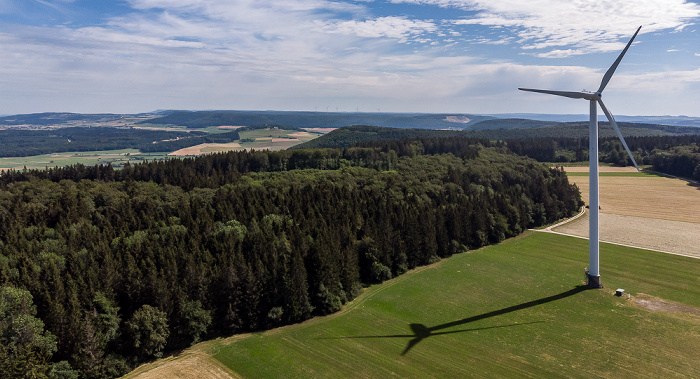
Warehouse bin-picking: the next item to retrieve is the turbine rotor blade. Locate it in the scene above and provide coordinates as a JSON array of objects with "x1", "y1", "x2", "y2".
[
  {"x1": 598, "y1": 99, "x2": 640, "y2": 171},
  {"x1": 518, "y1": 88, "x2": 590, "y2": 99},
  {"x1": 597, "y1": 26, "x2": 642, "y2": 93}
]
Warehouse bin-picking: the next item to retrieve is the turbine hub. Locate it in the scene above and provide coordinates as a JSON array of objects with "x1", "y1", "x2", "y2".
[{"x1": 584, "y1": 91, "x2": 601, "y2": 101}]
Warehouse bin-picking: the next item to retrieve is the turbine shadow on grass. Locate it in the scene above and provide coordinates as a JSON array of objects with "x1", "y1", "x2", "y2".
[{"x1": 324, "y1": 285, "x2": 589, "y2": 355}]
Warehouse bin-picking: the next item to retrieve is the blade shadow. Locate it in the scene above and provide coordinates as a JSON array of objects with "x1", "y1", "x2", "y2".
[{"x1": 321, "y1": 285, "x2": 588, "y2": 355}]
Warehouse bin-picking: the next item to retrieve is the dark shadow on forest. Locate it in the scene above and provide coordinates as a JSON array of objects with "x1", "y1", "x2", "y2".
[{"x1": 322, "y1": 285, "x2": 589, "y2": 355}]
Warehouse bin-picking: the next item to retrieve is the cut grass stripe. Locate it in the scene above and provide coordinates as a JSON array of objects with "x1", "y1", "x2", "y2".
[{"x1": 213, "y1": 232, "x2": 700, "y2": 378}]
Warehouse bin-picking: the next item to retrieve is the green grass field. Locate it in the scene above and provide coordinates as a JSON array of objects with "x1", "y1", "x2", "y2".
[
  {"x1": 211, "y1": 232, "x2": 700, "y2": 378},
  {"x1": 0, "y1": 149, "x2": 171, "y2": 170}
]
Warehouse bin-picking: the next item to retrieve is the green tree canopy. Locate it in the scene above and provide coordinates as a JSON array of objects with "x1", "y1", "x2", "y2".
[{"x1": 125, "y1": 305, "x2": 169, "y2": 359}]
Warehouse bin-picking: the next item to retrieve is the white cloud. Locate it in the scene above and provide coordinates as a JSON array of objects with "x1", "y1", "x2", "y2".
[
  {"x1": 392, "y1": 0, "x2": 700, "y2": 55},
  {"x1": 320, "y1": 16, "x2": 436, "y2": 41},
  {"x1": 0, "y1": 0, "x2": 699, "y2": 115}
]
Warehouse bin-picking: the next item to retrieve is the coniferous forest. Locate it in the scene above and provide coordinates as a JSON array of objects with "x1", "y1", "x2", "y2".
[{"x1": 0, "y1": 137, "x2": 582, "y2": 378}]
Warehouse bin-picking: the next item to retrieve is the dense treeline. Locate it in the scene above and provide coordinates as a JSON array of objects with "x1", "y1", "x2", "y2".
[
  {"x1": 299, "y1": 124, "x2": 700, "y2": 151},
  {"x1": 0, "y1": 139, "x2": 582, "y2": 377},
  {"x1": 1, "y1": 137, "x2": 492, "y2": 189},
  {"x1": 648, "y1": 143, "x2": 700, "y2": 180},
  {"x1": 0, "y1": 127, "x2": 203, "y2": 157},
  {"x1": 505, "y1": 134, "x2": 700, "y2": 175},
  {"x1": 293, "y1": 125, "x2": 466, "y2": 149}
]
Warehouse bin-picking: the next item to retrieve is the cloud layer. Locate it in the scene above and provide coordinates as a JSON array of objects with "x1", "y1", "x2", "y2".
[{"x1": 0, "y1": 0, "x2": 699, "y2": 115}]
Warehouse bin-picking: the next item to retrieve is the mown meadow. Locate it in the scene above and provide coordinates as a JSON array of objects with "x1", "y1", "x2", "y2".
[{"x1": 210, "y1": 232, "x2": 700, "y2": 378}]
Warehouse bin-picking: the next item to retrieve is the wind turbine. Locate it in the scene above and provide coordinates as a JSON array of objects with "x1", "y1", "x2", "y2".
[{"x1": 519, "y1": 26, "x2": 641, "y2": 288}]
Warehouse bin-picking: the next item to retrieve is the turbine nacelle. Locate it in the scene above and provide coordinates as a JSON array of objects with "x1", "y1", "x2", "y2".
[
  {"x1": 517, "y1": 25, "x2": 642, "y2": 172},
  {"x1": 518, "y1": 26, "x2": 642, "y2": 287}
]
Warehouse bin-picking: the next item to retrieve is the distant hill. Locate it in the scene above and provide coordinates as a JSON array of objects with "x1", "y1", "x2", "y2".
[
  {"x1": 3, "y1": 110, "x2": 699, "y2": 131},
  {"x1": 466, "y1": 118, "x2": 562, "y2": 130},
  {"x1": 0, "y1": 127, "x2": 204, "y2": 157},
  {"x1": 465, "y1": 121, "x2": 700, "y2": 139},
  {"x1": 487, "y1": 113, "x2": 700, "y2": 128},
  {"x1": 138, "y1": 110, "x2": 494, "y2": 129},
  {"x1": 0, "y1": 112, "x2": 124, "y2": 126},
  {"x1": 292, "y1": 125, "x2": 465, "y2": 149},
  {"x1": 300, "y1": 121, "x2": 700, "y2": 149}
]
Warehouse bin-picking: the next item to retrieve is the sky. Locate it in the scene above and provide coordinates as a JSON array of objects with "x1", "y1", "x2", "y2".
[{"x1": 1, "y1": 0, "x2": 700, "y2": 116}]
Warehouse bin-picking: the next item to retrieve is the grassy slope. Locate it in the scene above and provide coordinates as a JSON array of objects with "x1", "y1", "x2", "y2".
[{"x1": 212, "y1": 232, "x2": 700, "y2": 378}]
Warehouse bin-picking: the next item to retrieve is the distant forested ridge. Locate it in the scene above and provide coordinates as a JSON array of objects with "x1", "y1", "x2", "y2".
[
  {"x1": 138, "y1": 110, "x2": 493, "y2": 129},
  {"x1": 300, "y1": 123, "x2": 700, "y2": 151},
  {"x1": 0, "y1": 137, "x2": 581, "y2": 377},
  {"x1": 293, "y1": 125, "x2": 466, "y2": 149},
  {"x1": 467, "y1": 119, "x2": 700, "y2": 137},
  {"x1": 138, "y1": 130, "x2": 240, "y2": 152},
  {"x1": 0, "y1": 112, "x2": 124, "y2": 126},
  {"x1": 502, "y1": 135, "x2": 700, "y2": 180},
  {"x1": 0, "y1": 127, "x2": 206, "y2": 157},
  {"x1": 300, "y1": 125, "x2": 700, "y2": 181}
]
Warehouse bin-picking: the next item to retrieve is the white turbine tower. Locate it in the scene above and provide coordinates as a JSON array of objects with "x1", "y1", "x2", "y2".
[{"x1": 519, "y1": 26, "x2": 641, "y2": 288}]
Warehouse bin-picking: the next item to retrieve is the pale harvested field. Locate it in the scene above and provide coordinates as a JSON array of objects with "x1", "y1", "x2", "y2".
[
  {"x1": 169, "y1": 143, "x2": 242, "y2": 156},
  {"x1": 217, "y1": 125, "x2": 245, "y2": 130},
  {"x1": 563, "y1": 166, "x2": 639, "y2": 173},
  {"x1": 553, "y1": 212, "x2": 700, "y2": 258},
  {"x1": 553, "y1": 167, "x2": 700, "y2": 258},
  {"x1": 125, "y1": 349, "x2": 240, "y2": 379},
  {"x1": 288, "y1": 131, "x2": 311, "y2": 137},
  {"x1": 303, "y1": 127, "x2": 337, "y2": 133},
  {"x1": 565, "y1": 168, "x2": 700, "y2": 223},
  {"x1": 133, "y1": 126, "x2": 187, "y2": 132}
]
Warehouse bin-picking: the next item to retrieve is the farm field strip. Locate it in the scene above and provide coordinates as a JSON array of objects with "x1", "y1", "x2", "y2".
[
  {"x1": 168, "y1": 128, "x2": 322, "y2": 156},
  {"x1": 168, "y1": 143, "x2": 243, "y2": 156},
  {"x1": 563, "y1": 167, "x2": 700, "y2": 224},
  {"x1": 552, "y1": 166, "x2": 700, "y2": 258},
  {"x1": 0, "y1": 149, "x2": 169, "y2": 170},
  {"x1": 550, "y1": 211, "x2": 700, "y2": 258}
]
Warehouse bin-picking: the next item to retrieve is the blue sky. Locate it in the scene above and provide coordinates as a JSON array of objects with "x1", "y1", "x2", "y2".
[{"x1": 1, "y1": 0, "x2": 700, "y2": 116}]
